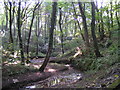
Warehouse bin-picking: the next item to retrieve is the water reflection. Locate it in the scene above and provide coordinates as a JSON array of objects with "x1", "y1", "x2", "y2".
[{"x1": 25, "y1": 73, "x2": 82, "y2": 88}]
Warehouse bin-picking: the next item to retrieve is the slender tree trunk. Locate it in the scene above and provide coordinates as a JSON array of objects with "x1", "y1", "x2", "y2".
[
  {"x1": 101, "y1": 11, "x2": 105, "y2": 40},
  {"x1": 110, "y1": 2, "x2": 113, "y2": 28},
  {"x1": 35, "y1": 16, "x2": 39, "y2": 56},
  {"x1": 72, "y1": 2, "x2": 85, "y2": 41},
  {"x1": 91, "y1": 2, "x2": 102, "y2": 57},
  {"x1": 59, "y1": 8, "x2": 64, "y2": 54},
  {"x1": 115, "y1": 2, "x2": 120, "y2": 30},
  {"x1": 26, "y1": 3, "x2": 40, "y2": 59},
  {"x1": 8, "y1": 2, "x2": 14, "y2": 56},
  {"x1": 74, "y1": 22, "x2": 77, "y2": 37},
  {"x1": 9, "y1": 2, "x2": 13, "y2": 44},
  {"x1": 35, "y1": 6, "x2": 40, "y2": 56},
  {"x1": 100, "y1": 6, "x2": 105, "y2": 40},
  {"x1": 35, "y1": 15, "x2": 41, "y2": 56},
  {"x1": 1, "y1": 21, "x2": 3, "y2": 31},
  {"x1": 108, "y1": 2, "x2": 113, "y2": 39},
  {"x1": 94, "y1": 2, "x2": 102, "y2": 40},
  {"x1": 45, "y1": 15, "x2": 50, "y2": 43},
  {"x1": 44, "y1": 11, "x2": 47, "y2": 44},
  {"x1": 64, "y1": 15, "x2": 68, "y2": 37},
  {"x1": 39, "y1": 2, "x2": 57, "y2": 72},
  {"x1": 78, "y1": 1, "x2": 90, "y2": 48},
  {"x1": 106, "y1": 9, "x2": 111, "y2": 38},
  {"x1": 17, "y1": 1, "x2": 25, "y2": 65},
  {"x1": 4, "y1": 2, "x2": 8, "y2": 31}
]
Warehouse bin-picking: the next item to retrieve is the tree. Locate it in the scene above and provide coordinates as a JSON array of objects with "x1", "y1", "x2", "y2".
[
  {"x1": 35, "y1": 10, "x2": 42, "y2": 56},
  {"x1": 110, "y1": 2, "x2": 113, "y2": 29},
  {"x1": 106, "y1": 9, "x2": 111, "y2": 38},
  {"x1": 26, "y1": 3, "x2": 41, "y2": 61},
  {"x1": 39, "y1": 2, "x2": 57, "y2": 72},
  {"x1": 100, "y1": 2, "x2": 105, "y2": 40},
  {"x1": 4, "y1": 2, "x2": 8, "y2": 32},
  {"x1": 17, "y1": 1, "x2": 25, "y2": 65},
  {"x1": 94, "y1": 1, "x2": 103, "y2": 40},
  {"x1": 115, "y1": 2, "x2": 120, "y2": 30},
  {"x1": 91, "y1": 2, "x2": 102, "y2": 57},
  {"x1": 59, "y1": 8, "x2": 64, "y2": 54},
  {"x1": 72, "y1": 2, "x2": 85, "y2": 41},
  {"x1": 8, "y1": 2, "x2": 14, "y2": 54},
  {"x1": 78, "y1": 1, "x2": 90, "y2": 48}
]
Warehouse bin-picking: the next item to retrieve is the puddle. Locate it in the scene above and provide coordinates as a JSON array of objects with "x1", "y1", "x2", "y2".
[
  {"x1": 25, "y1": 73, "x2": 82, "y2": 88},
  {"x1": 30, "y1": 59, "x2": 44, "y2": 63}
]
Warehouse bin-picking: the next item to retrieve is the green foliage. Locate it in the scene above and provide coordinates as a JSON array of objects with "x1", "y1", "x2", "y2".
[
  {"x1": 61, "y1": 48, "x2": 75, "y2": 58},
  {"x1": 29, "y1": 52, "x2": 46, "y2": 57},
  {"x1": 72, "y1": 52, "x2": 118, "y2": 71},
  {"x1": 2, "y1": 64, "x2": 38, "y2": 76},
  {"x1": 51, "y1": 52, "x2": 59, "y2": 57},
  {"x1": 72, "y1": 38, "x2": 118, "y2": 71},
  {"x1": 108, "y1": 78, "x2": 120, "y2": 88},
  {"x1": 63, "y1": 38, "x2": 84, "y2": 51}
]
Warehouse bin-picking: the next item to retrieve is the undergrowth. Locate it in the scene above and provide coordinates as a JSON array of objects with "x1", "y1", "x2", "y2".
[{"x1": 64, "y1": 31, "x2": 119, "y2": 72}]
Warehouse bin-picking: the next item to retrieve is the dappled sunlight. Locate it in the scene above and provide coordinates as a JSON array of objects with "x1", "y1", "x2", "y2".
[
  {"x1": 32, "y1": 65, "x2": 40, "y2": 69},
  {"x1": 25, "y1": 62, "x2": 41, "y2": 69},
  {"x1": 4, "y1": 61, "x2": 21, "y2": 66},
  {"x1": 36, "y1": 72, "x2": 42, "y2": 75},
  {"x1": 73, "y1": 47, "x2": 83, "y2": 58},
  {"x1": 65, "y1": 64, "x2": 70, "y2": 67},
  {"x1": 26, "y1": 85, "x2": 36, "y2": 89},
  {"x1": 25, "y1": 71, "x2": 82, "y2": 88},
  {"x1": 1, "y1": 0, "x2": 119, "y2": 89},
  {"x1": 47, "y1": 68, "x2": 56, "y2": 72},
  {"x1": 10, "y1": 61, "x2": 21, "y2": 65}
]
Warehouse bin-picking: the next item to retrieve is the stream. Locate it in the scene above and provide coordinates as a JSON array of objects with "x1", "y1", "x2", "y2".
[
  {"x1": 23, "y1": 59, "x2": 83, "y2": 89},
  {"x1": 17, "y1": 58, "x2": 120, "y2": 89},
  {"x1": 25, "y1": 71, "x2": 82, "y2": 88}
]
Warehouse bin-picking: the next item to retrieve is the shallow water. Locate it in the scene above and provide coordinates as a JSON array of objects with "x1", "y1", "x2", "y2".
[{"x1": 25, "y1": 69, "x2": 82, "y2": 88}]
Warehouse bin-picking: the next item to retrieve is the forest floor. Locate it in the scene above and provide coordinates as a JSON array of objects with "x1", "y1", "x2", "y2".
[{"x1": 2, "y1": 57, "x2": 120, "y2": 89}]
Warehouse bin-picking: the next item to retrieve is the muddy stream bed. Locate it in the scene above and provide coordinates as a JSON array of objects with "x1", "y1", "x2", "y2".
[
  {"x1": 24, "y1": 67, "x2": 82, "y2": 89},
  {"x1": 21, "y1": 58, "x2": 120, "y2": 89},
  {"x1": 21, "y1": 59, "x2": 83, "y2": 89},
  {"x1": 25, "y1": 59, "x2": 120, "y2": 89},
  {"x1": 3, "y1": 58, "x2": 120, "y2": 89}
]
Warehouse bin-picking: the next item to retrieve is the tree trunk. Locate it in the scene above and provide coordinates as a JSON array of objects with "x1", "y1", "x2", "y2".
[
  {"x1": 35, "y1": 6, "x2": 41, "y2": 56},
  {"x1": 72, "y1": 2, "x2": 85, "y2": 41},
  {"x1": 59, "y1": 8, "x2": 64, "y2": 54},
  {"x1": 2, "y1": 20, "x2": 4, "y2": 31},
  {"x1": 44, "y1": 11, "x2": 47, "y2": 45},
  {"x1": 106, "y1": 9, "x2": 111, "y2": 38},
  {"x1": 17, "y1": 1, "x2": 25, "y2": 65},
  {"x1": 39, "y1": 2, "x2": 57, "y2": 72},
  {"x1": 9, "y1": 2, "x2": 14, "y2": 46},
  {"x1": 94, "y1": 2, "x2": 102, "y2": 40},
  {"x1": 100, "y1": 6, "x2": 105, "y2": 40},
  {"x1": 115, "y1": 2, "x2": 120, "y2": 30},
  {"x1": 26, "y1": 3, "x2": 40, "y2": 60},
  {"x1": 108, "y1": 2, "x2": 113, "y2": 39},
  {"x1": 64, "y1": 15, "x2": 68, "y2": 37},
  {"x1": 91, "y1": 2, "x2": 102, "y2": 57},
  {"x1": 35, "y1": 16, "x2": 39, "y2": 56},
  {"x1": 74, "y1": 22, "x2": 77, "y2": 37},
  {"x1": 110, "y1": 2, "x2": 113, "y2": 28},
  {"x1": 4, "y1": 2, "x2": 8, "y2": 31},
  {"x1": 78, "y1": 1, "x2": 90, "y2": 48}
]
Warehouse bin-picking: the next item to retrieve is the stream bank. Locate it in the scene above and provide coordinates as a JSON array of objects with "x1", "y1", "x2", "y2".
[{"x1": 2, "y1": 58, "x2": 120, "y2": 89}]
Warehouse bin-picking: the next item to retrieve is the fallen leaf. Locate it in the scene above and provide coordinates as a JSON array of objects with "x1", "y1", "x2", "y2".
[{"x1": 114, "y1": 75, "x2": 119, "y2": 78}]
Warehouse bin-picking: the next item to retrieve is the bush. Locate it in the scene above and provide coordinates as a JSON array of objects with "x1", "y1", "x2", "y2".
[{"x1": 71, "y1": 52, "x2": 118, "y2": 71}]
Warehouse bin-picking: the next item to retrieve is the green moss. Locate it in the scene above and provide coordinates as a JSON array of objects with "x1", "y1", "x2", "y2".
[
  {"x1": 108, "y1": 78, "x2": 120, "y2": 89},
  {"x1": 2, "y1": 64, "x2": 38, "y2": 76}
]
